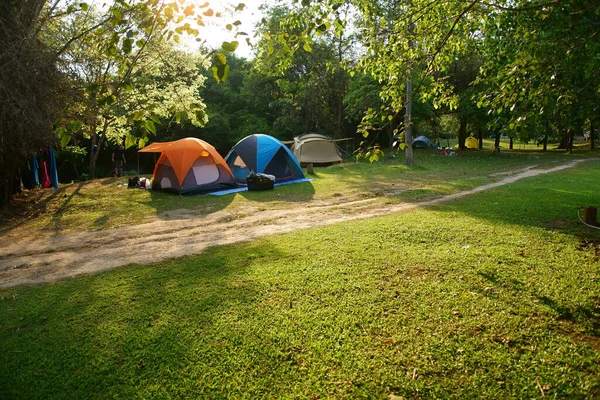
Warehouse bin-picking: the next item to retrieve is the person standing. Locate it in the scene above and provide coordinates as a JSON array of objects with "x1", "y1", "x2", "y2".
[{"x1": 112, "y1": 145, "x2": 126, "y2": 177}]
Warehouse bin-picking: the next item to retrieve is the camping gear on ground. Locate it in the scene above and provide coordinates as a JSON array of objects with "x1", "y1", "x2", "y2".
[
  {"x1": 247, "y1": 172, "x2": 275, "y2": 191},
  {"x1": 138, "y1": 137, "x2": 236, "y2": 194},
  {"x1": 225, "y1": 134, "x2": 305, "y2": 183},
  {"x1": 465, "y1": 136, "x2": 479, "y2": 149},
  {"x1": 290, "y1": 133, "x2": 342, "y2": 166},
  {"x1": 411, "y1": 136, "x2": 434, "y2": 149},
  {"x1": 128, "y1": 177, "x2": 151, "y2": 189},
  {"x1": 128, "y1": 176, "x2": 140, "y2": 188}
]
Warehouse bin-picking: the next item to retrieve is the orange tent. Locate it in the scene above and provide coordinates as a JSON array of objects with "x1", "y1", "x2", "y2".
[{"x1": 139, "y1": 138, "x2": 236, "y2": 194}]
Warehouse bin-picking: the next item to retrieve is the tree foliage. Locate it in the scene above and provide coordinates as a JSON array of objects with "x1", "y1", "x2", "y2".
[
  {"x1": 271, "y1": 0, "x2": 599, "y2": 159},
  {"x1": 0, "y1": 0, "x2": 69, "y2": 204}
]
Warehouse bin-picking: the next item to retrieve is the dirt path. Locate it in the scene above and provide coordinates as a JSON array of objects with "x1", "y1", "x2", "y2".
[{"x1": 0, "y1": 160, "x2": 587, "y2": 289}]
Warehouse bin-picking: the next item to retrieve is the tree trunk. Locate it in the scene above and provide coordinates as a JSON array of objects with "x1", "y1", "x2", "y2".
[
  {"x1": 404, "y1": 12, "x2": 414, "y2": 167},
  {"x1": 591, "y1": 120, "x2": 595, "y2": 150},
  {"x1": 478, "y1": 128, "x2": 483, "y2": 150},
  {"x1": 543, "y1": 135, "x2": 548, "y2": 151},
  {"x1": 494, "y1": 131, "x2": 501, "y2": 152},
  {"x1": 458, "y1": 117, "x2": 467, "y2": 149},
  {"x1": 89, "y1": 119, "x2": 109, "y2": 179},
  {"x1": 557, "y1": 126, "x2": 568, "y2": 149},
  {"x1": 509, "y1": 136, "x2": 514, "y2": 150},
  {"x1": 567, "y1": 128, "x2": 575, "y2": 154}
]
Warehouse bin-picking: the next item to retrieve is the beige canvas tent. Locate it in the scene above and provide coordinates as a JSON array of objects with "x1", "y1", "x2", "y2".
[{"x1": 291, "y1": 133, "x2": 342, "y2": 166}]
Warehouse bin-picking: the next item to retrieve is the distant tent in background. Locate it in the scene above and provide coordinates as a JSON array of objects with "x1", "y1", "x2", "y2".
[
  {"x1": 225, "y1": 134, "x2": 304, "y2": 183},
  {"x1": 291, "y1": 133, "x2": 342, "y2": 166},
  {"x1": 465, "y1": 136, "x2": 479, "y2": 149},
  {"x1": 139, "y1": 137, "x2": 236, "y2": 194},
  {"x1": 411, "y1": 136, "x2": 434, "y2": 149}
]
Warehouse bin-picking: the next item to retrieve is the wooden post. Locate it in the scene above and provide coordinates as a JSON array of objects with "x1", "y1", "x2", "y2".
[{"x1": 584, "y1": 206, "x2": 597, "y2": 226}]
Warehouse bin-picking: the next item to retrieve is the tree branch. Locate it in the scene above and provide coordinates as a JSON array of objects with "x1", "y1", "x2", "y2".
[{"x1": 480, "y1": 0, "x2": 562, "y2": 12}]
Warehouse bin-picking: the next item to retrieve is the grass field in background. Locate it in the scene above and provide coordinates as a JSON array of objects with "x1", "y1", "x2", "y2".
[
  {"x1": 1, "y1": 146, "x2": 594, "y2": 234},
  {"x1": 1, "y1": 160, "x2": 599, "y2": 398}
]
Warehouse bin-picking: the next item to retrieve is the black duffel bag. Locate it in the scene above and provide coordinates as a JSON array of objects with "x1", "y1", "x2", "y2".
[{"x1": 246, "y1": 172, "x2": 275, "y2": 191}]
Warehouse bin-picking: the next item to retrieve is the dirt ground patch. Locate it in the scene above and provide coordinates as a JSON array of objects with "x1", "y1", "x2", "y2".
[{"x1": 0, "y1": 160, "x2": 586, "y2": 289}]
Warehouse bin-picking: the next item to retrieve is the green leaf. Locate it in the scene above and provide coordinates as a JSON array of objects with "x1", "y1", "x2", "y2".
[
  {"x1": 222, "y1": 41, "x2": 238, "y2": 52},
  {"x1": 80, "y1": 3, "x2": 89, "y2": 11},
  {"x1": 57, "y1": 127, "x2": 71, "y2": 147},
  {"x1": 175, "y1": 111, "x2": 185, "y2": 124},
  {"x1": 235, "y1": 3, "x2": 245, "y2": 12},
  {"x1": 150, "y1": 114, "x2": 162, "y2": 125},
  {"x1": 303, "y1": 43, "x2": 312, "y2": 52},
  {"x1": 122, "y1": 38, "x2": 133, "y2": 54},
  {"x1": 125, "y1": 134, "x2": 136, "y2": 149},
  {"x1": 111, "y1": 8, "x2": 121, "y2": 19},
  {"x1": 145, "y1": 120, "x2": 156, "y2": 134},
  {"x1": 122, "y1": 80, "x2": 134, "y2": 91},
  {"x1": 164, "y1": 7, "x2": 174, "y2": 18},
  {"x1": 214, "y1": 53, "x2": 227, "y2": 65},
  {"x1": 211, "y1": 64, "x2": 230, "y2": 83},
  {"x1": 105, "y1": 95, "x2": 116, "y2": 106}
]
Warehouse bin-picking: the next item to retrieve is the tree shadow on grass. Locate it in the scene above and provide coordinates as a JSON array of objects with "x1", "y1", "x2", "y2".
[
  {"x1": 0, "y1": 240, "x2": 287, "y2": 398},
  {"x1": 426, "y1": 163, "x2": 600, "y2": 238},
  {"x1": 411, "y1": 163, "x2": 600, "y2": 355},
  {"x1": 47, "y1": 183, "x2": 87, "y2": 234},
  {"x1": 236, "y1": 180, "x2": 316, "y2": 203},
  {"x1": 0, "y1": 182, "x2": 94, "y2": 236},
  {"x1": 148, "y1": 189, "x2": 236, "y2": 221}
]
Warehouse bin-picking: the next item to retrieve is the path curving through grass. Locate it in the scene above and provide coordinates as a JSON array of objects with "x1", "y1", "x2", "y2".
[{"x1": 0, "y1": 159, "x2": 589, "y2": 289}]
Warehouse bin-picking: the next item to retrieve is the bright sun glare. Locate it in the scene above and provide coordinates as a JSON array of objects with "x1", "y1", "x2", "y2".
[{"x1": 184, "y1": 0, "x2": 268, "y2": 58}]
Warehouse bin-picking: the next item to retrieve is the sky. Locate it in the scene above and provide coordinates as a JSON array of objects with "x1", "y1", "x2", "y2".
[
  {"x1": 188, "y1": 0, "x2": 271, "y2": 59},
  {"x1": 85, "y1": 0, "x2": 273, "y2": 59}
]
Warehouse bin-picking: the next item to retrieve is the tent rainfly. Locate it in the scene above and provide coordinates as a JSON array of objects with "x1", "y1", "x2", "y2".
[
  {"x1": 139, "y1": 137, "x2": 236, "y2": 194},
  {"x1": 465, "y1": 136, "x2": 479, "y2": 149},
  {"x1": 291, "y1": 133, "x2": 342, "y2": 166},
  {"x1": 411, "y1": 136, "x2": 434, "y2": 149},
  {"x1": 225, "y1": 134, "x2": 305, "y2": 183}
]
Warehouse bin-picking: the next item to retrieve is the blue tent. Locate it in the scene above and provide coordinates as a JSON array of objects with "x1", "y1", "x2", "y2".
[
  {"x1": 225, "y1": 134, "x2": 304, "y2": 183},
  {"x1": 411, "y1": 136, "x2": 433, "y2": 149}
]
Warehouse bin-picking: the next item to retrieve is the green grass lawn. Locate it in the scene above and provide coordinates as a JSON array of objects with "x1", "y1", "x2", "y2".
[
  {"x1": 1, "y1": 160, "x2": 599, "y2": 398},
  {"x1": 1, "y1": 147, "x2": 592, "y2": 234}
]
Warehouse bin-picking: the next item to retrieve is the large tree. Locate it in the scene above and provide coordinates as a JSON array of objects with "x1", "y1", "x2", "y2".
[
  {"x1": 272, "y1": 0, "x2": 599, "y2": 162},
  {"x1": 0, "y1": 0, "x2": 248, "y2": 202},
  {"x1": 0, "y1": 0, "x2": 70, "y2": 204},
  {"x1": 253, "y1": 4, "x2": 356, "y2": 140}
]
